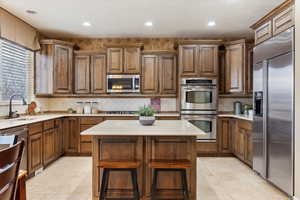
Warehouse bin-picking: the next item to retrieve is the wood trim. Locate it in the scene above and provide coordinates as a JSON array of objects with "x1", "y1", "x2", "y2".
[
  {"x1": 104, "y1": 43, "x2": 144, "y2": 48},
  {"x1": 74, "y1": 50, "x2": 106, "y2": 55},
  {"x1": 34, "y1": 94, "x2": 177, "y2": 98},
  {"x1": 142, "y1": 50, "x2": 177, "y2": 55},
  {"x1": 176, "y1": 40, "x2": 223, "y2": 46},
  {"x1": 250, "y1": 0, "x2": 294, "y2": 29},
  {"x1": 224, "y1": 39, "x2": 252, "y2": 46},
  {"x1": 40, "y1": 39, "x2": 75, "y2": 47}
]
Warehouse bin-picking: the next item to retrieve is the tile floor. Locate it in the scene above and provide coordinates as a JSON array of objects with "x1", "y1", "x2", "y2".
[{"x1": 26, "y1": 157, "x2": 289, "y2": 200}]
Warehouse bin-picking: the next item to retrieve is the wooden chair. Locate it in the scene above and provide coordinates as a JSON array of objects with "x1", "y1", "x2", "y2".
[
  {"x1": 98, "y1": 160, "x2": 141, "y2": 200},
  {"x1": 149, "y1": 159, "x2": 192, "y2": 200},
  {"x1": 0, "y1": 141, "x2": 25, "y2": 200}
]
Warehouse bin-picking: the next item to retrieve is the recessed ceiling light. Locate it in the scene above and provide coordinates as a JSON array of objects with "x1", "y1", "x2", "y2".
[
  {"x1": 82, "y1": 22, "x2": 91, "y2": 27},
  {"x1": 208, "y1": 21, "x2": 216, "y2": 27},
  {"x1": 144, "y1": 21, "x2": 153, "y2": 27},
  {"x1": 26, "y1": 10, "x2": 37, "y2": 14}
]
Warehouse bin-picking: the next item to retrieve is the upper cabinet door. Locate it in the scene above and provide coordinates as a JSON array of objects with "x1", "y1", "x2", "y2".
[
  {"x1": 124, "y1": 47, "x2": 141, "y2": 74},
  {"x1": 53, "y1": 45, "x2": 73, "y2": 94},
  {"x1": 74, "y1": 55, "x2": 90, "y2": 94},
  {"x1": 142, "y1": 55, "x2": 159, "y2": 94},
  {"x1": 91, "y1": 54, "x2": 106, "y2": 94},
  {"x1": 107, "y1": 48, "x2": 123, "y2": 74},
  {"x1": 159, "y1": 55, "x2": 177, "y2": 94},
  {"x1": 198, "y1": 45, "x2": 218, "y2": 76},
  {"x1": 225, "y1": 43, "x2": 244, "y2": 93},
  {"x1": 179, "y1": 45, "x2": 198, "y2": 77}
]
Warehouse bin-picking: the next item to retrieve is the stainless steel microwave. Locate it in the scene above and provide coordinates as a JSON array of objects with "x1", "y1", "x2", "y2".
[{"x1": 107, "y1": 75, "x2": 140, "y2": 93}]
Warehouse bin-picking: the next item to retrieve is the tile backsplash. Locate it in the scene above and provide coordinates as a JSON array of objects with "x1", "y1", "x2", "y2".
[{"x1": 218, "y1": 98, "x2": 253, "y2": 112}]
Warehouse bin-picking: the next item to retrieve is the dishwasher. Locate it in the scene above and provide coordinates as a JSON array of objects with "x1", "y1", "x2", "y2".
[{"x1": 0, "y1": 126, "x2": 28, "y2": 171}]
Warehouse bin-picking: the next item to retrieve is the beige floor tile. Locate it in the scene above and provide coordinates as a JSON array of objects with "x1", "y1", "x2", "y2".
[{"x1": 26, "y1": 156, "x2": 289, "y2": 200}]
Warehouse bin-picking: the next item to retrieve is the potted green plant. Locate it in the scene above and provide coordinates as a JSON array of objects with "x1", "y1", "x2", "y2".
[{"x1": 137, "y1": 105, "x2": 156, "y2": 126}]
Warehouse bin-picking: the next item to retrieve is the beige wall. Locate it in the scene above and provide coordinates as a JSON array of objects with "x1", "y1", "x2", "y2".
[{"x1": 295, "y1": 0, "x2": 300, "y2": 199}]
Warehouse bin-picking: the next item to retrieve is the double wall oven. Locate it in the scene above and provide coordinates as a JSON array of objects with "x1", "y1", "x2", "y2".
[{"x1": 181, "y1": 78, "x2": 218, "y2": 142}]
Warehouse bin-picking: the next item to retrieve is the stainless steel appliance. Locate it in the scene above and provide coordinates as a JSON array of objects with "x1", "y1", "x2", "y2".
[
  {"x1": 181, "y1": 111, "x2": 217, "y2": 142},
  {"x1": 181, "y1": 78, "x2": 217, "y2": 112},
  {"x1": 0, "y1": 126, "x2": 28, "y2": 171},
  {"x1": 234, "y1": 101, "x2": 243, "y2": 115},
  {"x1": 107, "y1": 75, "x2": 140, "y2": 93},
  {"x1": 253, "y1": 27, "x2": 294, "y2": 196}
]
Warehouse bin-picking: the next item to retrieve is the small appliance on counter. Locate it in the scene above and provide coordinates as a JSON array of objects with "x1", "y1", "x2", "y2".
[
  {"x1": 234, "y1": 101, "x2": 243, "y2": 115},
  {"x1": 76, "y1": 102, "x2": 84, "y2": 114},
  {"x1": 91, "y1": 102, "x2": 99, "y2": 114},
  {"x1": 84, "y1": 102, "x2": 92, "y2": 114}
]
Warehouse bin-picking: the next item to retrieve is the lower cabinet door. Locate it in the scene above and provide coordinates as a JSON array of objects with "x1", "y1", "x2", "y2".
[
  {"x1": 43, "y1": 129, "x2": 56, "y2": 165},
  {"x1": 218, "y1": 118, "x2": 232, "y2": 153},
  {"x1": 63, "y1": 118, "x2": 80, "y2": 154},
  {"x1": 28, "y1": 133, "x2": 43, "y2": 174},
  {"x1": 244, "y1": 130, "x2": 253, "y2": 166}
]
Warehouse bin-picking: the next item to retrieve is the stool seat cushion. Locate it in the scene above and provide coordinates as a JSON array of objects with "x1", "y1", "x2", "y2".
[
  {"x1": 98, "y1": 160, "x2": 141, "y2": 169},
  {"x1": 149, "y1": 159, "x2": 192, "y2": 169}
]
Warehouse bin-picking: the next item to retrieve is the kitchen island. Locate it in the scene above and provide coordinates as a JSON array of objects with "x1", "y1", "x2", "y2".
[{"x1": 81, "y1": 120, "x2": 205, "y2": 200}]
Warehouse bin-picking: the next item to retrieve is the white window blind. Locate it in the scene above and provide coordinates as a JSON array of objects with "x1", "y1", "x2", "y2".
[{"x1": 0, "y1": 39, "x2": 33, "y2": 102}]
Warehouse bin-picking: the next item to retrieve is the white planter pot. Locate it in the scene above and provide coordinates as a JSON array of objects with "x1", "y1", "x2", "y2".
[{"x1": 139, "y1": 116, "x2": 155, "y2": 126}]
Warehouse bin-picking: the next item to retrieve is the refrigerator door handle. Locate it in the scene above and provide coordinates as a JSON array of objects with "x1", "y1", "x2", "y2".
[{"x1": 262, "y1": 60, "x2": 268, "y2": 179}]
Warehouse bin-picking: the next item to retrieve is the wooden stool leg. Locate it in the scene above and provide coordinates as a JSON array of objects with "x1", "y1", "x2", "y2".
[
  {"x1": 130, "y1": 169, "x2": 140, "y2": 200},
  {"x1": 151, "y1": 169, "x2": 158, "y2": 200},
  {"x1": 180, "y1": 169, "x2": 189, "y2": 200},
  {"x1": 100, "y1": 168, "x2": 108, "y2": 200}
]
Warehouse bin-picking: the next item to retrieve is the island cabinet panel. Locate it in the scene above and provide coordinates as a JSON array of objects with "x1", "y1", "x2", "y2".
[
  {"x1": 107, "y1": 48, "x2": 124, "y2": 74},
  {"x1": 63, "y1": 117, "x2": 80, "y2": 154},
  {"x1": 142, "y1": 55, "x2": 159, "y2": 94},
  {"x1": 93, "y1": 136, "x2": 144, "y2": 199},
  {"x1": 198, "y1": 45, "x2": 218, "y2": 76},
  {"x1": 145, "y1": 136, "x2": 197, "y2": 200},
  {"x1": 91, "y1": 54, "x2": 106, "y2": 94},
  {"x1": 53, "y1": 45, "x2": 73, "y2": 94},
  {"x1": 179, "y1": 45, "x2": 198, "y2": 76},
  {"x1": 74, "y1": 55, "x2": 90, "y2": 94},
  {"x1": 28, "y1": 132, "x2": 43, "y2": 175},
  {"x1": 159, "y1": 55, "x2": 177, "y2": 94},
  {"x1": 91, "y1": 135, "x2": 197, "y2": 200},
  {"x1": 124, "y1": 47, "x2": 141, "y2": 74}
]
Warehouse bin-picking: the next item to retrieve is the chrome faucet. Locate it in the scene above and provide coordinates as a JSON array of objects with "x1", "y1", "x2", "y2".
[{"x1": 8, "y1": 95, "x2": 27, "y2": 118}]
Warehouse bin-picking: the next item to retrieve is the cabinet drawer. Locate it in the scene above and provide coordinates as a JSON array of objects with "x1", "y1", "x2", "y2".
[
  {"x1": 28, "y1": 123, "x2": 43, "y2": 135},
  {"x1": 80, "y1": 117, "x2": 104, "y2": 125},
  {"x1": 156, "y1": 116, "x2": 180, "y2": 120},
  {"x1": 273, "y1": 6, "x2": 294, "y2": 36},
  {"x1": 44, "y1": 120, "x2": 55, "y2": 130},
  {"x1": 81, "y1": 135, "x2": 92, "y2": 142},
  {"x1": 254, "y1": 21, "x2": 272, "y2": 45},
  {"x1": 196, "y1": 142, "x2": 218, "y2": 153},
  {"x1": 80, "y1": 142, "x2": 92, "y2": 153}
]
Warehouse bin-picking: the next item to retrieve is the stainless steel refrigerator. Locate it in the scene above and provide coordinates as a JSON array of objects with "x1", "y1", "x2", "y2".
[{"x1": 253, "y1": 27, "x2": 294, "y2": 196}]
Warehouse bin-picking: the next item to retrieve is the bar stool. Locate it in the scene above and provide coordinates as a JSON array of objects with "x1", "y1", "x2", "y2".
[
  {"x1": 98, "y1": 160, "x2": 141, "y2": 200},
  {"x1": 149, "y1": 159, "x2": 192, "y2": 200}
]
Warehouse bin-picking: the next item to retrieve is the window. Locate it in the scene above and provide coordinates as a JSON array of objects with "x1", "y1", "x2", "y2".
[{"x1": 0, "y1": 39, "x2": 33, "y2": 103}]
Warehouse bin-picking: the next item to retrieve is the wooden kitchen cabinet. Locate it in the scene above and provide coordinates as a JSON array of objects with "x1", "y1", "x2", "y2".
[
  {"x1": 28, "y1": 132, "x2": 43, "y2": 175},
  {"x1": 224, "y1": 40, "x2": 253, "y2": 95},
  {"x1": 63, "y1": 117, "x2": 80, "y2": 154},
  {"x1": 142, "y1": 51, "x2": 177, "y2": 95},
  {"x1": 218, "y1": 118, "x2": 233, "y2": 154},
  {"x1": 74, "y1": 51, "x2": 106, "y2": 94},
  {"x1": 250, "y1": 0, "x2": 294, "y2": 45},
  {"x1": 179, "y1": 43, "x2": 219, "y2": 77},
  {"x1": 35, "y1": 40, "x2": 74, "y2": 95},
  {"x1": 74, "y1": 55, "x2": 90, "y2": 94},
  {"x1": 55, "y1": 119, "x2": 64, "y2": 158},
  {"x1": 141, "y1": 55, "x2": 159, "y2": 94},
  {"x1": 43, "y1": 129, "x2": 56, "y2": 165},
  {"x1": 107, "y1": 45, "x2": 142, "y2": 74}
]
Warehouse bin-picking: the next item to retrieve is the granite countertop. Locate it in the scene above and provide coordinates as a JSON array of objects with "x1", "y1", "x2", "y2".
[
  {"x1": 0, "y1": 113, "x2": 180, "y2": 130},
  {"x1": 218, "y1": 114, "x2": 253, "y2": 121},
  {"x1": 81, "y1": 120, "x2": 206, "y2": 136}
]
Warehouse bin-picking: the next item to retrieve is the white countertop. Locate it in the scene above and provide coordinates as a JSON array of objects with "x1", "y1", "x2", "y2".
[
  {"x1": 81, "y1": 120, "x2": 206, "y2": 136},
  {"x1": 0, "y1": 113, "x2": 179, "y2": 130},
  {"x1": 218, "y1": 114, "x2": 253, "y2": 121}
]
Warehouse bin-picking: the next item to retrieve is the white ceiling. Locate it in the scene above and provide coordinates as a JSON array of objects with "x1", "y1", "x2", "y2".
[{"x1": 0, "y1": 0, "x2": 285, "y2": 38}]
